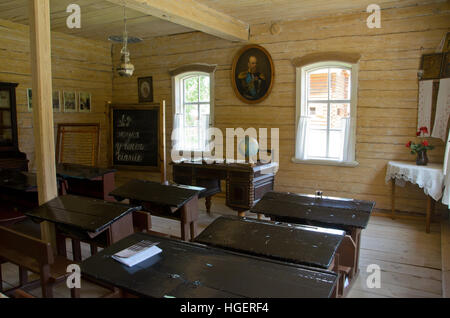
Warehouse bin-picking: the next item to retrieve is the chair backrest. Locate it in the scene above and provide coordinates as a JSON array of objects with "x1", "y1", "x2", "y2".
[
  {"x1": 56, "y1": 123, "x2": 100, "y2": 166},
  {"x1": 0, "y1": 226, "x2": 53, "y2": 269}
]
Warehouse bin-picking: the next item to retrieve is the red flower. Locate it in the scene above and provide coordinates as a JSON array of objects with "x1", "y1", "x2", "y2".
[
  {"x1": 419, "y1": 126, "x2": 429, "y2": 134},
  {"x1": 422, "y1": 140, "x2": 429, "y2": 146},
  {"x1": 416, "y1": 131, "x2": 421, "y2": 136},
  {"x1": 406, "y1": 141, "x2": 412, "y2": 148}
]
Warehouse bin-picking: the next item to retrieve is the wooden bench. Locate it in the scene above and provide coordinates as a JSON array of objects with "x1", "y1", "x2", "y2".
[{"x1": 0, "y1": 226, "x2": 79, "y2": 298}]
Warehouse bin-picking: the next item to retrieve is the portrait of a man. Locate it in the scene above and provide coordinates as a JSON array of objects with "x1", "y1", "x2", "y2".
[
  {"x1": 238, "y1": 56, "x2": 267, "y2": 100},
  {"x1": 232, "y1": 45, "x2": 274, "y2": 104}
]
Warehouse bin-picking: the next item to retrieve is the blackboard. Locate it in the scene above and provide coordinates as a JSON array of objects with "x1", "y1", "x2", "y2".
[{"x1": 112, "y1": 107, "x2": 159, "y2": 168}]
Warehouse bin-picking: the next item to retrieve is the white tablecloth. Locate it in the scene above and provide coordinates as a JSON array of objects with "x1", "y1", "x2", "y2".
[{"x1": 385, "y1": 161, "x2": 444, "y2": 201}]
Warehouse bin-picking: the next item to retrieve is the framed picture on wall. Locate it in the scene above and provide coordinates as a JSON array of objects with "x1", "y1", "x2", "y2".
[
  {"x1": 138, "y1": 76, "x2": 153, "y2": 103},
  {"x1": 420, "y1": 53, "x2": 444, "y2": 80},
  {"x1": 79, "y1": 92, "x2": 91, "y2": 112},
  {"x1": 443, "y1": 32, "x2": 450, "y2": 53},
  {"x1": 53, "y1": 91, "x2": 61, "y2": 112},
  {"x1": 231, "y1": 44, "x2": 274, "y2": 104},
  {"x1": 27, "y1": 88, "x2": 32, "y2": 112},
  {"x1": 63, "y1": 91, "x2": 77, "y2": 112}
]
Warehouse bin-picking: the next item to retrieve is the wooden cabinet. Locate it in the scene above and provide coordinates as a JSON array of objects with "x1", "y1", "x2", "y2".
[{"x1": 0, "y1": 82, "x2": 28, "y2": 171}]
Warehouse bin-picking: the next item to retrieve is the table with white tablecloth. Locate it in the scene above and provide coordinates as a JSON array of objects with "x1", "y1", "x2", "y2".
[{"x1": 385, "y1": 161, "x2": 444, "y2": 233}]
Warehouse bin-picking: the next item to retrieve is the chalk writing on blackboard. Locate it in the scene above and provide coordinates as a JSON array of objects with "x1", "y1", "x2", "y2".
[
  {"x1": 112, "y1": 108, "x2": 159, "y2": 167},
  {"x1": 117, "y1": 114, "x2": 132, "y2": 128}
]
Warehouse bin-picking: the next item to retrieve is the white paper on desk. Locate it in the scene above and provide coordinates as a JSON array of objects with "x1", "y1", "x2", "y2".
[{"x1": 112, "y1": 240, "x2": 162, "y2": 267}]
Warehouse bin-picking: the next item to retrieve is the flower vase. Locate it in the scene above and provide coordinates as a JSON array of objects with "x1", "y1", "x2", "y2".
[{"x1": 416, "y1": 150, "x2": 428, "y2": 166}]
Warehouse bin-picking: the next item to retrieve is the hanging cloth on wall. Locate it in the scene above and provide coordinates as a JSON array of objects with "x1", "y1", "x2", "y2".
[
  {"x1": 442, "y1": 128, "x2": 450, "y2": 209},
  {"x1": 431, "y1": 78, "x2": 450, "y2": 141},
  {"x1": 418, "y1": 80, "x2": 434, "y2": 136}
]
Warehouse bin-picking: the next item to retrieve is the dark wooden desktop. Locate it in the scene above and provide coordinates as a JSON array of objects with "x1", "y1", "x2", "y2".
[
  {"x1": 81, "y1": 232, "x2": 338, "y2": 298},
  {"x1": 250, "y1": 191, "x2": 375, "y2": 296},
  {"x1": 172, "y1": 161, "x2": 278, "y2": 217},
  {"x1": 110, "y1": 179, "x2": 205, "y2": 241},
  {"x1": 24, "y1": 195, "x2": 141, "y2": 261},
  {"x1": 56, "y1": 163, "x2": 116, "y2": 202},
  {"x1": 195, "y1": 215, "x2": 345, "y2": 270}
]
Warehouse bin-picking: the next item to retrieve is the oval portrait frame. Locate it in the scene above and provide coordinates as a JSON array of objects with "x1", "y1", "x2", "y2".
[{"x1": 231, "y1": 44, "x2": 275, "y2": 104}]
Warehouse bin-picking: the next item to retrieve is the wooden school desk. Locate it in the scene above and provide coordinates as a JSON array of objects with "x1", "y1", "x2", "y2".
[
  {"x1": 172, "y1": 161, "x2": 278, "y2": 217},
  {"x1": 56, "y1": 163, "x2": 116, "y2": 202},
  {"x1": 81, "y1": 232, "x2": 338, "y2": 298},
  {"x1": 250, "y1": 191, "x2": 375, "y2": 295},
  {"x1": 195, "y1": 215, "x2": 344, "y2": 270},
  {"x1": 24, "y1": 195, "x2": 141, "y2": 261},
  {"x1": 110, "y1": 179, "x2": 205, "y2": 241},
  {"x1": 195, "y1": 215, "x2": 345, "y2": 297}
]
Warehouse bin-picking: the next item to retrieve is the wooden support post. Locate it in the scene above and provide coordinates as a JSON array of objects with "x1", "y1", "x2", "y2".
[
  {"x1": 29, "y1": 0, "x2": 58, "y2": 249},
  {"x1": 160, "y1": 100, "x2": 168, "y2": 185}
]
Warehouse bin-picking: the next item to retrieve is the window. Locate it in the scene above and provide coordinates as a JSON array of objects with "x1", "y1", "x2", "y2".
[
  {"x1": 172, "y1": 66, "x2": 215, "y2": 152},
  {"x1": 294, "y1": 61, "x2": 358, "y2": 166}
]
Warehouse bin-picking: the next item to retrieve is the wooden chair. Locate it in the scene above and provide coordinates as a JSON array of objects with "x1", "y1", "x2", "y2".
[
  {"x1": 56, "y1": 124, "x2": 100, "y2": 167},
  {"x1": 0, "y1": 226, "x2": 79, "y2": 298}
]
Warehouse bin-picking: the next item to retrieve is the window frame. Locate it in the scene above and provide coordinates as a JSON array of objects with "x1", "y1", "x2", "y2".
[
  {"x1": 293, "y1": 61, "x2": 359, "y2": 167},
  {"x1": 172, "y1": 69, "x2": 215, "y2": 152}
]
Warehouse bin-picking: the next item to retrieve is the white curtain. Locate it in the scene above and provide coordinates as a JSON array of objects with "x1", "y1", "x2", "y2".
[
  {"x1": 172, "y1": 113, "x2": 184, "y2": 151},
  {"x1": 199, "y1": 114, "x2": 210, "y2": 152},
  {"x1": 442, "y1": 128, "x2": 450, "y2": 209},
  {"x1": 431, "y1": 78, "x2": 450, "y2": 141},
  {"x1": 341, "y1": 116, "x2": 355, "y2": 162},
  {"x1": 295, "y1": 116, "x2": 309, "y2": 160}
]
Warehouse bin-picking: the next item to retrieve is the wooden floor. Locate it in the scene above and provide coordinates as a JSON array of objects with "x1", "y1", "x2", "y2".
[{"x1": 0, "y1": 197, "x2": 445, "y2": 298}]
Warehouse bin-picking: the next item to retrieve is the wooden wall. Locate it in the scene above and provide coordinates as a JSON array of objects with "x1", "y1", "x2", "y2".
[
  {"x1": 112, "y1": 2, "x2": 450, "y2": 214},
  {"x1": 0, "y1": 18, "x2": 113, "y2": 170}
]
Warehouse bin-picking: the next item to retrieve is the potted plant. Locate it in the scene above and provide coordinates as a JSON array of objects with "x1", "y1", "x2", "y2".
[{"x1": 406, "y1": 126, "x2": 434, "y2": 165}]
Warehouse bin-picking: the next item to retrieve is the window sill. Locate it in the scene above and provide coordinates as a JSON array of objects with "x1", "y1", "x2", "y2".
[{"x1": 291, "y1": 157, "x2": 359, "y2": 167}]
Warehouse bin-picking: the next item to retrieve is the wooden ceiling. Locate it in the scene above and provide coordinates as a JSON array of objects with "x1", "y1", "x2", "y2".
[
  {"x1": 195, "y1": 0, "x2": 444, "y2": 24},
  {"x1": 0, "y1": 0, "x2": 443, "y2": 42},
  {"x1": 0, "y1": 0, "x2": 193, "y2": 41}
]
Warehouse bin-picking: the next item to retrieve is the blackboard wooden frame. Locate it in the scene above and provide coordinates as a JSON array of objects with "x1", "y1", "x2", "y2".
[{"x1": 109, "y1": 103, "x2": 160, "y2": 171}]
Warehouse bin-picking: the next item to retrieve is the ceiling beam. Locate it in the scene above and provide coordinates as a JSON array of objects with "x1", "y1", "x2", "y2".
[{"x1": 104, "y1": 0, "x2": 249, "y2": 42}]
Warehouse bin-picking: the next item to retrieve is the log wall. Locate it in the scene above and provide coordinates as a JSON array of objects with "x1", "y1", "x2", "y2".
[{"x1": 112, "y1": 2, "x2": 450, "y2": 214}]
